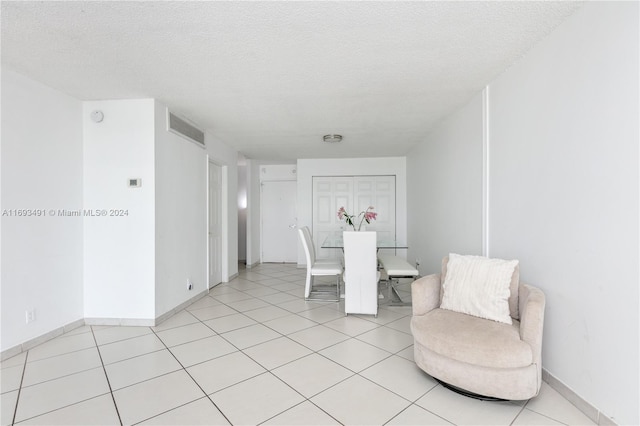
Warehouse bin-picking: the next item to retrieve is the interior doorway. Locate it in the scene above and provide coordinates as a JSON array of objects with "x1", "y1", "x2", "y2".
[{"x1": 261, "y1": 180, "x2": 297, "y2": 263}]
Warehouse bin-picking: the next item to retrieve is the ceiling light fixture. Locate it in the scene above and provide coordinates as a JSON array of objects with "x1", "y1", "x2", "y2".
[{"x1": 323, "y1": 134, "x2": 342, "y2": 143}]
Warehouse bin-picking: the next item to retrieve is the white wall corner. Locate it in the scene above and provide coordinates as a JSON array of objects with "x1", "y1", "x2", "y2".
[{"x1": 482, "y1": 85, "x2": 490, "y2": 258}]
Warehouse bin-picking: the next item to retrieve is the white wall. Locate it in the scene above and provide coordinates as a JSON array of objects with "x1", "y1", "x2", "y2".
[
  {"x1": 154, "y1": 102, "x2": 208, "y2": 316},
  {"x1": 406, "y1": 4, "x2": 638, "y2": 423},
  {"x1": 83, "y1": 99, "x2": 156, "y2": 321},
  {"x1": 260, "y1": 164, "x2": 297, "y2": 182},
  {"x1": 1, "y1": 70, "x2": 241, "y2": 351},
  {"x1": 406, "y1": 92, "x2": 484, "y2": 276},
  {"x1": 205, "y1": 133, "x2": 239, "y2": 280},
  {"x1": 488, "y1": 3, "x2": 638, "y2": 424},
  {"x1": 296, "y1": 157, "x2": 407, "y2": 265},
  {"x1": 1, "y1": 70, "x2": 84, "y2": 351}
]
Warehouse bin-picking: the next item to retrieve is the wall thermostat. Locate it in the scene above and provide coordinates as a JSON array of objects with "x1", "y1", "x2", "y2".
[
  {"x1": 90, "y1": 110, "x2": 104, "y2": 123},
  {"x1": 128, "y1": 178, "x2": 142, "y2": 188}
]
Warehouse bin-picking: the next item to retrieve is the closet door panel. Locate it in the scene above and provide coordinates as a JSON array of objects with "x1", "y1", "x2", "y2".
[
  {"x1": 312, "y1": 175, "x2": 395, "y2": 260},
  {"x1": 371, "y1": 176, "x2": 396, "y2": 241},
  {"x1": 313, "y1": 177, "x2": 353, "y2": 260}
]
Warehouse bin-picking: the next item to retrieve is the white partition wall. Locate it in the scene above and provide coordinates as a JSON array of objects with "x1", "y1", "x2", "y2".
[{"x1": 83, "y1": 99, "x2": 157, "y2": 321}]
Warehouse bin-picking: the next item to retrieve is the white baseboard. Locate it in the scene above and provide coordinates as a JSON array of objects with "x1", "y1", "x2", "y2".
[
  {"x1": 542, "y1": 368, "x2": 617, "y2": 425},
  {"x1": 1, "y1": 318, "x2": 85, "y2": 361},
  {"x1": 84, "y1": 318, "x2": 155, "y2": 326},
  {"x1": 154, "y1": 289, "x2": 209, "y2": 326},
  {"x1": 0, "y1": 291, "x2": 211, "y2": 362}
]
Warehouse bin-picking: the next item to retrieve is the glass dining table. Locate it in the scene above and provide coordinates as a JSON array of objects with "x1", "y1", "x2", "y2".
[
  {"x1": 320, "y1": 235, "x2": 408, "y2": 251},
  {"x1": 321, "y1": 233, "x2": 412, "y2": 307}
]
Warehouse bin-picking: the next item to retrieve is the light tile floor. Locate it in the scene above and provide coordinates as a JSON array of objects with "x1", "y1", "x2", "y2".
[{"x1": 1, "y1": 264, "x2": 596, "y2": 426}]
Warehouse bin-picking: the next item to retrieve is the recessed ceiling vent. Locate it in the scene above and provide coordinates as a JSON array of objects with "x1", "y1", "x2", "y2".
[{"x1": 167, "y1": 110, "x2": 205, "y2": 147}]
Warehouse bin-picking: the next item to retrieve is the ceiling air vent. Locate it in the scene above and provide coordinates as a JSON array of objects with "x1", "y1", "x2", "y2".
[{"x1": 167, "y1": 110, "x2": 205, "y2": 147}]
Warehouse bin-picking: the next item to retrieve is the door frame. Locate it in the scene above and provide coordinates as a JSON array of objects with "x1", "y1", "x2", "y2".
[{"x1": 207, "y1": 157, "x2": 229, "y2": 288}]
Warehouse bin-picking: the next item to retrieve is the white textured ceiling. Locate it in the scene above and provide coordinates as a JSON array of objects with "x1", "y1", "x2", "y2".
[{"x1": 1, "y1": 1, "x2": 582, "y2": 161}]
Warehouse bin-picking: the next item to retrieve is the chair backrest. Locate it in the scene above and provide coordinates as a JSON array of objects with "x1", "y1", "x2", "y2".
[
  {"x1": 300, "y1": 226, "x2": 317, "y2": 263},
  {"x1": 343, "y1": 231, "x2": 377, "y2": 285},
  {"x1": 298, "y1": 228, "x2": 313, "y2": 268}
]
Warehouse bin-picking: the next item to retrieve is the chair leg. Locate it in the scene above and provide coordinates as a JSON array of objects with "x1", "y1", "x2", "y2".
[
  {"x1": 305, "y1": 274, "x2": 340, "y2": 302},
  {"x1": 387, "y1": 277, "x2": 412, "y2": 307},
  {"x1": 304, "y1": 273, "x2": 312, "y2": 298}
]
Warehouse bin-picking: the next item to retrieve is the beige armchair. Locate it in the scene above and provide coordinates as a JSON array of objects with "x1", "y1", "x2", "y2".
[{"x1": 410, "y1": 256, "x2": 546, "y2": 400}]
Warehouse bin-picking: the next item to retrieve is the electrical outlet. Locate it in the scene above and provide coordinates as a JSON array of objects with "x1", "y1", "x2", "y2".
[
  {"x1": 25, "y1": 308, "x2": 36, "y2": 324},
  {"x1": 187, "y1": 279, "x2": 193, "y2": 291}
]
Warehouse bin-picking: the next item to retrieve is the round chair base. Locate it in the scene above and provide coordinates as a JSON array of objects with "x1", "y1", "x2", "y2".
[{"x1": 434, "y1": 378, "x2": 508, "y2": 402}]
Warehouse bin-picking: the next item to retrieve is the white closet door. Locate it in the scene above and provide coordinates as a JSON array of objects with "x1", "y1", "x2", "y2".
[{"x1": 312, "y1": 175, "x2": 396, "y2": 260}]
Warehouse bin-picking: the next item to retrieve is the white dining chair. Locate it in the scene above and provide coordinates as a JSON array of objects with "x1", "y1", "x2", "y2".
[
  {"x1": 300, "y1": 226, "x2": 339, "y2": 266},
  {"x1": 298, "y1": 227, "x2": 343, "y2": 301},
  {"x1": 343, "y1": 231, "x2": 380, "y2": 316}
]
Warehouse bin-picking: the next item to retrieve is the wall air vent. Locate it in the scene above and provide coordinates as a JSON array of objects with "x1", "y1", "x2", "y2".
[{"x1": 167, "y1": 110, "x2": 205, "y2": 147}]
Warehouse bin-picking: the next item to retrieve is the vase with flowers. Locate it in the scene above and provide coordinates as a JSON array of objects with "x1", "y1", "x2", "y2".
[{"x1": 337, "y1": 206, "x2": 377, "y2": 231}]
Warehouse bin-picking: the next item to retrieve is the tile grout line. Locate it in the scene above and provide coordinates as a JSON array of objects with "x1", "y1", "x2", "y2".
[
  {"x1": 6, "y1": 265, "x2": 572, "y2": 426},
  {"x1": 147, "y1": 327, "x2": 234, "y2": 426},
  {"x1": 256, "y1": 393, "x2": 345, "y2": 426},
  {"x1": 381, "y1": 383, "x2": 454, "y2": 426},
  {"x1": 18, "y1": 340, "x2": 95, "y2": 365},
  {"x1": 233, "y1": 267, "x2": 421, "y2": 424},
  {"x1": 509, "y1": 401, "x2": 533, "y2": 426},
  {"x1": 91, "y1": 326, "x2": 123, "y2": 426},
  {"x1": 234, "y1": 306, "x2": 403, "y2": 423},
  {"x1": 233, "y1": 266, "x2": 566, "y2": 426},
  {"x1": 204, "y1": 268, "x2": 417, "y2": 424},
  {"x1": 243, "y1": 267, "x2": 439, "y2": 425},
  {"x1": 7, "y1": 333, "x2": 121, "y2": 425},
  {"x1": 181, "y1": 290, "x2": 349, "y2": 425},
  {"x1": 215, "y1": 272, "x2": 413, "y2": 367},
  {"x1": 33, "y1": 266, "x2": 551, "y2": 425},
  {"x1": 227, "y1": 326, "x2": 348, "y2": 425},
  {"x1": 10, "y1": 350, "x2": 29, "y2": 425},
  {"x1": 516, "y1": 403, "x2": 573, "y2": 426}
]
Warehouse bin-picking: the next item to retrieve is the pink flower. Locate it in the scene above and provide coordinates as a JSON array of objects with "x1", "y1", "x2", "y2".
[{"x1": 337, "y1": 206, "x2": 378, "y2": 230}]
